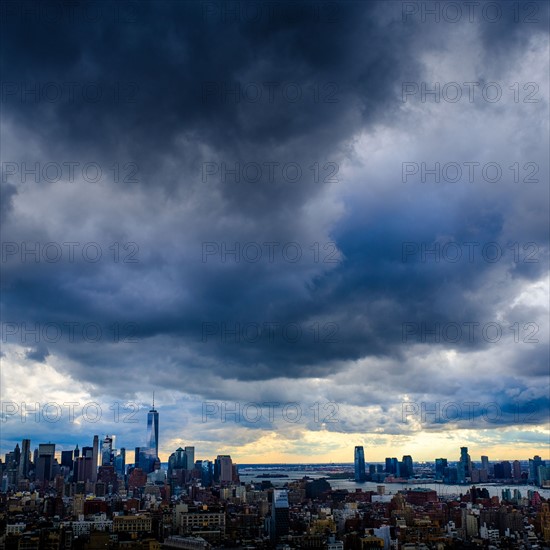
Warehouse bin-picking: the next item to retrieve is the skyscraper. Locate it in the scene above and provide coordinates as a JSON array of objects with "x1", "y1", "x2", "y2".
[
  {"x1": 200, "y1": 460, "x2": 213, "y2": 487},
  {"x1": 385, "y1": 457, "x2": 401, "y2": 476},
  {"x1": 391, "y1": 457, "x2": 400, "y2": 477},
  {"x1": 146, "y1": 396, "x2": 159, "y2": 460},
  {"x1": 354, "y1": 446, "x2": 366, "y2": 482},
  {"x1": 73, "y1": 445, "x2": 80, "y2": 481},
  {"x1": 18, "y1": 439, "x2": 31, "y2": 480},
  {"x1": 435, "y1": 458, "x2": 447, "y2": 480},
  {"x1": 13, "y1": 444, "x2": 20, "y2": 469},
  {"x1": 5, "y1": 447, "x2": 20, "y2": 489},
  {"x1": 101, "y1": 436, "x2": 114, "y2": 466},
  {"x1": 138, "y1": 396, "x2": 160, "y2": 474},
  {"x1": 77, "y1": 447, "x2": 95, "y2": 482},
  {"x1": 91, "y1": 435, "x2": 99, "y2": 482},
  {"x1": 115, "y1": 448, "x2": 126, "y2": 476},
  {"x1": 216, "y1": 455, "x2": 233, "y2": 483},
  {"x1": 458, "y1": 446, "x2": 471, "y2": 483},
  {"x1": 401, "y1": 455, "x2": 414, "y2": 478},
  {"x1": 529, "y1": 455, "x2": 546, "y2": 484},
  {"x1": 174, "y1": 447, "x2": 186, "y2": 469},
  {"x1": 36, "y1": 443, "x2": 55, "y2": 485},
  {"x1": 513, "y1": 460, "x2": 521, "y2": 480},
  {"x1": 184, "y1": 446, "x2": 195, "y2": 469},
  {"x1": 271, "y1": 489, "x2": 290, "y2": 542},
  {"x1": 61, "y1": 450, "x2": 74, "y2": 471}
]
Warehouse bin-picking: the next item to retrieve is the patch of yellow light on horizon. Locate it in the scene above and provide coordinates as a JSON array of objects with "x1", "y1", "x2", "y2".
[
  {"x1": 157, "y1": 421, "x2": 550, "y2": 464},
  {"x1": 209, "y1": 427, "x2": 549, "y2": 464}
]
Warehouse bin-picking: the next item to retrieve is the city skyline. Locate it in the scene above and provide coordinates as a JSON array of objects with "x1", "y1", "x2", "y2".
[
  {"x1": 2, "y1": 401, "x2": 550, "y2": 547},
  {"x1": 3, "y1": 431, "x2": 549, "y2": 499},
  {"x1": 2, "y1": 401, "x2": 548, "y2": 465}
]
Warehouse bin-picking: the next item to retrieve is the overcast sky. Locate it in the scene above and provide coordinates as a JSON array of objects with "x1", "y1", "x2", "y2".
[{"x1": 0, "y1": 0, "x2": 548, "y2": 463}]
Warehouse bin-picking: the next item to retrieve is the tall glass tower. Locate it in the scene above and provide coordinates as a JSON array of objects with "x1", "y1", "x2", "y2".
[
  {"x1": 354, "y1": 446, "x2": 366, "y2": 482},
  {"x1": 458, "y1": 446, "x2": 471, "y2": 483},
  {"x1": 18, "y1": 439, "x2": 31, "y2": 480},
  {"x1": 146, "y1": 394, "x2": 159, "y2": 459},
  {"x1": 101, "y1": 435, "x2": 114, "y2": 466}
]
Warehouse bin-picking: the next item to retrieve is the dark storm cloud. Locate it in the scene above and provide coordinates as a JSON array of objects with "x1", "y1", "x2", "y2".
[
  {"x1": 0, "y1": 181, "x2": 17, "y2": 220},
  {"x1": 476, "y1": 0, "x2": 549, "y2": 61},
  {"x1": 24, "y1": 343, "x2": 50, "y2": 362},
  {"x1": 1, "y1": 1, "x2": 411, "y2": 170},
  {"x1": 0, "y1": 0, "x2": 548, "y2": 427}
]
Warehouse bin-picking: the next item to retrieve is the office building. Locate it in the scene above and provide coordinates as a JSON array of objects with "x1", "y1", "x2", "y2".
[
  {"x1": 185, "y1": 446, "x2": 195, "y2": 468},
  {"x1": 529, "y1": 455, "x2": 546, "y2": 484},
  {"x1": 91, "y1": 435, "x2": 99, "y2": 482},
  {"x1": 215, "y1": 455, "x2": 233, "y2": 483},
  {"x1": 401, "y1": 455, "x2": 413, "y2": 478},
  {"x1": 146, "y1": 400, "x2": 159, "y2": 460},
  {"x1": 18, "y1": 439, "x2": 31, "y2": 480},
  {"x1": 77, "y1": 446, "x2": 95, "y2": 482},
  {"x1": 73, "y1": 445, "x2": 80, "y2": 481},
  {"x1": 354, "y1": 446, "x2": 366, "y2": 482},
  {"x1": 114, "y1": 448, "x2": 126, "y2": 476},
  {"x1": 391, "y1": 457, "x2": 400, "y2": 477},
  {"x1": 200, "y1": 460, "x2": 213, "y2": 487},
  {"x1": 271, "y1": 489, "x2": 290, "y2": 542},
  {"x1": 35, "y1": 444, "x2": 55, "y2": 485},
  {"x1": 102, "y1": 436, "x2": 114, "y2": 466},
  {"x1": 538, "y1": 465, "x2": 549, "y2": 488},
  {"x1": 458, "y1": 447, "x2": 471, "y2": 483},
  {"x1": 435, "y1": 458, "x2": 447, "y2": 480},
  {"x1": 513, "y1": 460, "x2": 521, "y2": 480},
  {"x1": 139, "y1": 396, "x2": 160, "y2": 474}
]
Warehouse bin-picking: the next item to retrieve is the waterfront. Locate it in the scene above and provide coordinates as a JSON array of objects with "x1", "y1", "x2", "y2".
[{"x1": 237, "y1": 465, "x2": 550, "y2": 499}]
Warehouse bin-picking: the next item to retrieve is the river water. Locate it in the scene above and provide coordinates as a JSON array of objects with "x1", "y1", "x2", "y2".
[{"x1": 237, "y1": 467, "x2": 550, "y2": 499}]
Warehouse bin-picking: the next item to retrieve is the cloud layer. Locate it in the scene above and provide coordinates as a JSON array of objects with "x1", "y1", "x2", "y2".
[{"x1": 1, "y1": 0, "x2": 548, "y2": 461}]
